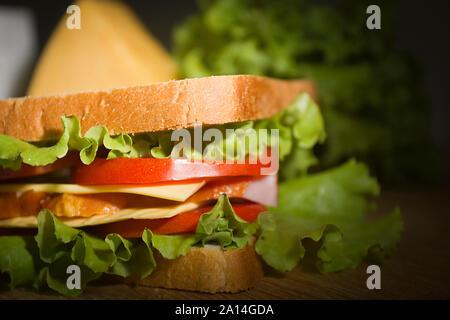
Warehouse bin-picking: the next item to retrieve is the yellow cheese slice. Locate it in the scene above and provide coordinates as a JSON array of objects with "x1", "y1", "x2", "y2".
[
  {"x1": 27, "y1": 0, "x2": 178, "y2": 96},
  {"x1": 0, "y1": 202, "x2": 202, "y2": 228},
  {"x1": 0, "y1": 181, "x2": 205, "y2": 202}
]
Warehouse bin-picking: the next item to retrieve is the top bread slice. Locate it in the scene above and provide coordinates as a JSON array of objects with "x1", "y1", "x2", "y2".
[{"x1": 0, "y1": 75, "x2": 316, "y2": 142}]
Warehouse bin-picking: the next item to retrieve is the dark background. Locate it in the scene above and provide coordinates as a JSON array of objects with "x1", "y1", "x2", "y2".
[{"x1": 0, "y1": 0, "x2": 449, "y2": 155}]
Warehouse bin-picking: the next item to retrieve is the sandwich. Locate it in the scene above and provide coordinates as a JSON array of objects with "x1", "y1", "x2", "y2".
[
  {"x1": 0, "y1": 75, "x2": 403, "y2": 297},
  {"x1": 0, "y1": 75, "x2": 328, "y2": 295}
]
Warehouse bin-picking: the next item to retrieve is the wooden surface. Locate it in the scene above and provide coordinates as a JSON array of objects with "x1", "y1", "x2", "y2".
[{"x1": 1, "y1": 186, "x2": 449, "y2": 300}]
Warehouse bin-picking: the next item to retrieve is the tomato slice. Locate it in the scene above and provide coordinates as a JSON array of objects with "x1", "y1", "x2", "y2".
[
  {"x1": 0, "y1": 152, "x2": 80, "y2": 181},
  {"x1": 72, "y1": 157, "x2": 276, "y2": 185},
  {"x1": 86, "y1": 202, "x2": 266, "y2": 238}
]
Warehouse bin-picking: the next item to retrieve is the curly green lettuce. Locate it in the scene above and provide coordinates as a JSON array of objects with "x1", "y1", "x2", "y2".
[
  {"x1": 255, "y1": 159, "x2": 402, "y2": 273},
  {"x1": 0, "y1": 115, "x2": 141, "y2": 170}
]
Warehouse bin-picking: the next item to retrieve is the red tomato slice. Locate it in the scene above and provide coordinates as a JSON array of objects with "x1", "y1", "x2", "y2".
[
  {"x1": 0, "y1": 152, "x2": 80, "y2": 181},
  {"x1": 86, "y1": 202, "x2": 266, "y2": 238},
  {"x1": 72, "y1": 157, "x2": 276, "y2": 185}
]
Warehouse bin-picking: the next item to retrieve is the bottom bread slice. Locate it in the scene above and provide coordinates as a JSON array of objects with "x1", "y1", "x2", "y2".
[{"x1": 126, "y1": 240, "x2": 264, "y2": 293}]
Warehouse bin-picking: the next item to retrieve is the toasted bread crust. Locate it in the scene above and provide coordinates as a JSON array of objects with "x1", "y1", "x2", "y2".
[
  {"x1": 0, "y1": 75, "x2": 316, "y2": 141},
  {"x1": 126, "y1": 241, "x2": 264, "y2": 293}
]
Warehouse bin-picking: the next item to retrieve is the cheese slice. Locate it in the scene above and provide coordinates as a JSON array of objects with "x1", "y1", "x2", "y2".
[
  {"x1": 0, "y1": 202, "x2": 202, "y2": 228},
  {"x1": 0, "y1": 181, "x2": 205, "y2": 202}
]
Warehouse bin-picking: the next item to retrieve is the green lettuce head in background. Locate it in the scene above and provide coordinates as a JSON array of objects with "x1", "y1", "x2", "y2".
[{"x1": 173, "y1": 0, "x2": 437, "y2": 184}]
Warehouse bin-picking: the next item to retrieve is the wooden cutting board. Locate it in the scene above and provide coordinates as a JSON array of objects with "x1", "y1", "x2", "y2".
[{"x1": 1, "y1": 186, "x2": 449, "y2": 299}]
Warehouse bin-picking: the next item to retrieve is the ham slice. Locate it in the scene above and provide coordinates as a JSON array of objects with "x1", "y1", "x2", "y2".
[{"x1": 188, "y1": 175, "x2": 277, "y2": 207}]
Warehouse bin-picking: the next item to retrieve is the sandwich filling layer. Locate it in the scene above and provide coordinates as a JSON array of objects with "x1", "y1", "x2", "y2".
[
  {"x1": 0, "y1": 92, "x2": 323, "y2": 233},
  {"x1": 0, "y1": 86, "x2": 404, "y2": 297},
  {"x1": 0, "y1": 175, "x2": 276, "y2": 226}
]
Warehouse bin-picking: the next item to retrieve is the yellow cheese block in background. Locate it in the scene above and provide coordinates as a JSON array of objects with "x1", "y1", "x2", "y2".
[{"x1": 27, "y1": 0, "x2": 178, "y2": 96}]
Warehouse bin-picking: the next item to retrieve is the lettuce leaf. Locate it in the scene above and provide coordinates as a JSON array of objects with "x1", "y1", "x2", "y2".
[
  {"x1": 256, "y1": 92, "x2": 326, "y2": 179},
  {"x1": 143, "y1": 231, "x2": 199, "y2": 260},
  {"x1": 106, "y1": 234, "x2": 156, "y2": 279},
  {"x1": 35, "y1": 209, "x2": 80, "y2": 263},
  {"x1": 0, "y1": 236, "x2": 41, "y2": 289},
  {"x1": 195, "y1": 193, "x2": 258, "y2": 249},
  {"x1": 256, "y1": 159, "x2": 403, "y2": 273},
  {"x1": 0, "y1": 115, "x2": 144, "y2": 169},
  {"x1": 0, "y1": 93, "x2": 325, "y2": 178},
  {"x1": 145, "y1": 194, "x2": 258, "y2": 257},
  {"x1": 0, "y1": 210, "x2": 158, "y2": 296},
  {"x1": 36, "y1": 254, "x2": 101, "y2": 297}
]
